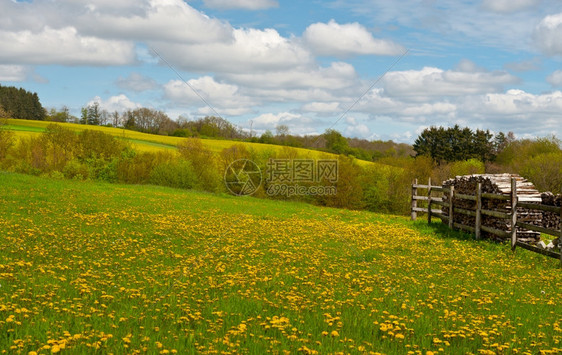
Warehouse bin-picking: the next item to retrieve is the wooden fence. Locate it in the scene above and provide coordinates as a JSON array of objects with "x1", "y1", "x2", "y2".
[{"x1": 411, "y1": 178, "x2": 562, "y2": 262}]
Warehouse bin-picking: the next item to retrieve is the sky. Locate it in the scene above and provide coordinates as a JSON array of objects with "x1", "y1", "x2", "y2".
[{"x1": 2, "y1": 0, "x2": 562, "y2": 142}]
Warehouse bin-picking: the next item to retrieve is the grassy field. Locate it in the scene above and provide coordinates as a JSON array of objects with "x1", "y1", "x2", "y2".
[
  {"x1": 1, "y1": 173, "x2": 561, "y2": 354},
  {"x1": 5, "y1": 119, "x2": 364, "y2": 164}
]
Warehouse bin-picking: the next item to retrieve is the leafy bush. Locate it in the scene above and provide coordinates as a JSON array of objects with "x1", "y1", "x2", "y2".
[
  {"x1": 150, "y1": 159, "x2": 197, "y2": 189},
  {"x1": 116, "y1": 150, "x2": 172, "y2": 185},
  {"x1": 519, "y1": 152, "x2": 562, "y2": 194},
  {"x1": 0, "y1": 120, "x2": 14, "y2": 163},
  {"x1": 78, "y1": 130, "x2": 127, "y2": 160},
  {"x1": 449, "y1": 158, "x2": 485, "y2": 177},
  {"x1": 63, "y1": 159, "x2": 89, "y2": 180},
  {"x1": 178, "y1": 138, "x2": 221, "y2": 192}
]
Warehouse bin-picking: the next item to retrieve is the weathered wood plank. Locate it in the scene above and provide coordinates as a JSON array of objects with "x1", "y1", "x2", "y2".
[
  {"x1": 516, "y1": 221, "x2": 560, "y2": 237},
  {"x1": 448, "y1": 186, "x2": 454, "y2": 229},
  {"x1": 515, "y1": 241, "x2": 560, "y2": 259},
  {"x1": 475, "y1": 182, "x2": 482, "y2": 240},
  {"x1": 413, "y1": 207, "x2": 442, "y2": 214},
  {"x1": 480, "y1": 225, "x2": 509, "y2": 239},
  {"x1": 454, "y1": 207, "x2": 477, "y2": 217},
  {"x1": 453, "y1": 223, "x2": 476, "y2": 233},
  {"x1": 411, "y1": 178, "x2": 418, "y2": 221},
  {"x1": 431, "y1": 199, "x2": 445, "y2": 206},
  {"x1": 427, "y1": 178, "x2": 432, "y2": 224},
  {"x1": 455, "y1": 193, "x2": 477, "y2": 201},
  {"x1": 481, "y1": 209, "x2": 510, "y2": 219},
  {"x1": 517, "y1": 201, "x2": 561, "y2": 214},
  {"x1": 481, "y1": 192, "x2": 510, "y2": 201}
]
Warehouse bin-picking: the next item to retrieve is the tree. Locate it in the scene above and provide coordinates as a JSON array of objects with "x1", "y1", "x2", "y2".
[
  {"x1": 0, "y1": 104, "x2": 12, "y2": 118},
  {"x1": 80, "y1": 107, "x2": 88, "y2": 125},
  {"x1": 0, "y1": 84, "x2": 45, "y2": 120},
  {"x1": 413, "y1": 125, "x2": 498, "y2": 163},
  {"x1": 86, "y1": 102, "x2": 101, "y2": 125},
  {"x1": 259, "y1": 130, "x2": 275, "y2": 144},
  {"x1": 110, "y1": 111, "x2": 121, "y2": 127},
  {"x1": 324, "y1": 129, "x2": 349, "y2": 154},
  {"x1": 275, "y1": 124, "x2": 289, "y2": 137},
  {"x1": 47, "y1": 106, "x2": 70, "y2": 122}
]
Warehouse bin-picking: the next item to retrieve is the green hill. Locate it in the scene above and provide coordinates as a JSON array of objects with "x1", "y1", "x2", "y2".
[{"x1": 5, "y1": 119, "x2": 376, "y2": 167}]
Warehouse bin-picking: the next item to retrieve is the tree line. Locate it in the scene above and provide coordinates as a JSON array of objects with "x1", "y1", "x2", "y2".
[{"x1": 0, "y1": 85, "x2": 45, "y2": 121}]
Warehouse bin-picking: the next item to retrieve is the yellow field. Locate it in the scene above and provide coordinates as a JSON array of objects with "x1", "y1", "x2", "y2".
[{"x1": 5, "y1": 119, "x2": 380, "y2": 168}]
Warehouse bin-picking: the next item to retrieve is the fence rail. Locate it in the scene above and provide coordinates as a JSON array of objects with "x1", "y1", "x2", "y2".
[{"x1": 411, "y1": 177, "x2": 562, "y2": 263}]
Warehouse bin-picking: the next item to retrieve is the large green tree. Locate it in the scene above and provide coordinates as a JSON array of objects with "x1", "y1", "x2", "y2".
[
  {"x1": 413, "y1": 125, "x2": 499, "y2": 163},
  {"x1": 0, "y1": 84, "x2": 45, "y2": 120}
]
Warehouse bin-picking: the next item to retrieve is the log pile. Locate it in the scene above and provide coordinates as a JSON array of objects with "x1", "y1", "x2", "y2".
[
  {"x1": 441, "y1": 174, "x2": 541, "y2": 243},
  {"x1": 541, "y1": 192, "x2": 561, "y2": 231}
]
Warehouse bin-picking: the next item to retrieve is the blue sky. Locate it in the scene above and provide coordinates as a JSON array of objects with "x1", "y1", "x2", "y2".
[{"x1": 2, "y1": 0, "x2": 562, "y2": 142}]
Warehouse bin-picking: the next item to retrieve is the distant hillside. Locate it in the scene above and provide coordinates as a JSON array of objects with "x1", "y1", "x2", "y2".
[{"x1": 5, "y1": 118, "x2": 388, "y2": 169}]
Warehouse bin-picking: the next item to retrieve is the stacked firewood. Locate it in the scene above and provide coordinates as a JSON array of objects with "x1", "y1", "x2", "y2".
[
  {"x1": 441, "y1": 174, "x2": 541, "y2": 243},
  {"x1": 541, "y1": 193, "x2": 561, "y2": 244}
]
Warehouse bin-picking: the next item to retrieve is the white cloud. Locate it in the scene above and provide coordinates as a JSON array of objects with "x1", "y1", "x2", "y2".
[
  {"x1": 547, "y1": 70, "x2": 562, "y2": 86},
  {"x1": 477, "y1": 89, "x2": 562, "y2": 115},
  {"x1": 344, "y1": 117, "x2": 371, "y2": 138},
  {"x1": 0, "y1": 0, "x2": 230, "y2": 66},
  {"x1": 301, "y1": 102, "x2": 341, "y2": 113},
  {"x1": 163, "y1": 76, "x2": 256, "y2": 116},
  {"x1": 401, "y1": 102, "x2": 457, "y2": 116},
  {"x1": 78, "y1": 0, "x2": 233, "y2": 44},
  {"x1": 382, "y1": 66, "x2": 518, "y2": 100},
  {"x1": 481, "y1": 0, "x2": 540, "y2": 13},
  {"x1": 225, "y1": 62, "x2": 358, "y2": 90},
  {"x1": 250, "y1": 112, "x2": 322, "y2": 135},
  {"x1": 203, "y1": 0, "x2": 278, "y2": 10},
  {"x1": 303, "y1": 20, "x2": 404, "y2": 57},
  {"x1": 0, "y1": 65, "x2": 27, "y2": 82},
  {"x1": 0, "y1": 27, "x2": 135, "y2": 65},
  {"x1": 151, "y1": 27, "x2": 311, "y2": 73},
  {"x1": 535, "y1": 13, "x2": 562, "y2": 55},
  {"x1": 116, "y1": 72, "x2": 159, "y2": 92},
  {"x1": 88, "y1": 94, "x2": 142, "y2": 112}
]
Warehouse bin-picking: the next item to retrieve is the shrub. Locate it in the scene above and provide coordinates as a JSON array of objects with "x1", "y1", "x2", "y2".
[
  {"x1": 149, "y1": 159, "x2": 197, "y2": 189},
  {"x1": 316, "y1": 155, "x2": 365, "y2": 210},
  {"x1": 63, "y1": 159, "x2": 89, "y2": 180},
  {"x1": 40, "y1": 124, "x2": 78, "y2": 172},
  {"x1": 178, "y1": 138, "x2": 221, "y2": 192},
  {"x1": 116, "y1": 150, "x2": 172, "y2": 185},
  {"x1": 520, "y1": 152, "x2": 562, "y2": 194},
  {"x1": 0, "y1": 120, "x2": 14, "y2": 163},
  {"x1": 78, "y1": 130, "x2": 126, "y2": 160}
]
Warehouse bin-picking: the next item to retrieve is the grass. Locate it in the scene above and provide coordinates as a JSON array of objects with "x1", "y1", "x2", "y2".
[{"x1": 1, "y1": 173, "x2": 561, "y2": 354}]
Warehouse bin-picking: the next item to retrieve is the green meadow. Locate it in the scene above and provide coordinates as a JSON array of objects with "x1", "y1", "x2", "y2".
[{"x1": 1, "y1": 172, "x2": 561, "y2": 354}]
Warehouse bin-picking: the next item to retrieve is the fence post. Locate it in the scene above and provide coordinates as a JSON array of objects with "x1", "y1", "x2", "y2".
[
  {"x1": 511, "y1": 178, "x2": 518, "y2": 251},
  {"x1": 411, "y1": 178, "x2": 418, "y2": 221},
  {"x1": 559, "y1": 205, "x2": 562, "y2": 266},
  {"x1": 448, "y1": 185, "x2": 454, "y2": 229},
  {"x1": 427, "y1": 177, "x2": 432, "y2": 224},
  {"x1": 475, "y1": 182, "x2": 482, "y2": 240}
]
